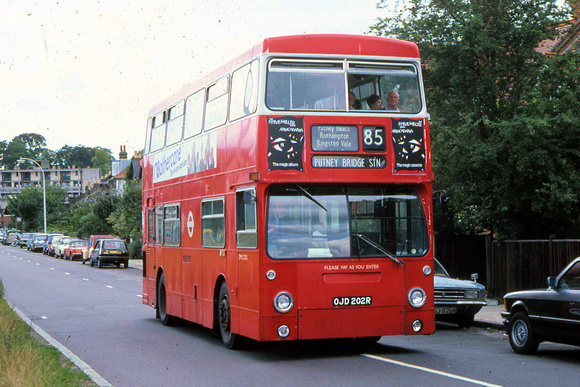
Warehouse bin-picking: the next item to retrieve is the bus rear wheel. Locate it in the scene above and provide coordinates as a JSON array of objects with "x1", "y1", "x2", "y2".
[
  {"x1": 157, "y1": 273, "x2": 175, "y2": 326},
  {"x1": 218, "y1": 282, "x2": 239, "y2": 349}
]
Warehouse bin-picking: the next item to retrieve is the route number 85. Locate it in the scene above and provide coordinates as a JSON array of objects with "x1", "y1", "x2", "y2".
[{"x1": 362, "y1": 126, "x2": 386, "y2": 152}]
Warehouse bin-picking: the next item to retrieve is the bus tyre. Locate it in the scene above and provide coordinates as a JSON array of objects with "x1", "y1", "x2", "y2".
[
  {"x1": 355, "y1": 336, "x2": 381, "y2": 346},
  {"x1": 158, "y1": 273, "x2": 175, "y2": 326},
  {"x1": 508, "y1": 312, "x2": 539, "y2": 355},
  {"x1": 218, "y1": 282, "x2": 239, "y2": 349}
]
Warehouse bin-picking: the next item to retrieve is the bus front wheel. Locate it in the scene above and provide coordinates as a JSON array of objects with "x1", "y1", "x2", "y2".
[{"x1": 218, "y1": 282, "x2": 239, "y2": 349}]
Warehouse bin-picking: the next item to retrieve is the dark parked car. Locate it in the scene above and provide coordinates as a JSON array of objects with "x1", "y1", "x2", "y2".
[
  {"x1": 89, "y1": 239, "x2": 129, "y2": 268},
  {"x1": 434, "y1": 258, "x2": 487, "y2": 328},
  {"x1": 502, "y1": 257, "x2": 580, "y2": 354}
]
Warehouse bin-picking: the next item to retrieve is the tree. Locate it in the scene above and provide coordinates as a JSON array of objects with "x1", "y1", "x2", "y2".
[
  {"x1": 91, "y1": 147, "x2": 112, "y2": 176},
  {"x1": 69, "y1": 190, "x2": 119, "y2": 238},
  {"x1": 108, "y1": 179, "x2": 142, "y2": 242},
  {"x1": 371, "y1": 0, "x2": 579, "y2": 238},
  {"x1": 51, "y1": 145, "x2": 96, "y2": 168},
  {"x1": 5, "y1": 186, "x2": 68, "y2": 232}
]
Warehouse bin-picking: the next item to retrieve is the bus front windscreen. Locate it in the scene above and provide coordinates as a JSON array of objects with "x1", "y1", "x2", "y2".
[{"x1": 267, "y1": 185, "x2": 428, "y2": 259}]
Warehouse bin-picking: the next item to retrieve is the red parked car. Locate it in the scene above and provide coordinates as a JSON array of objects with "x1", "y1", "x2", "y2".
[{"x1": 64, "y1": 239, "x2": 89, "y2": 261}]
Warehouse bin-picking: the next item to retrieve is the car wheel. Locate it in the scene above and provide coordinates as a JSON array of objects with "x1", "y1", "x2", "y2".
[
  {"x1": 124, "y1": 260, "x2": 129, "y2": 269},
  {"x1": 457, "y1": 315, "x2": 474, "y2": 328},
  {"x1": 509, "y1": 312, "x2": 539, "y2": 355},
  {"x1": 97, "y1": 258, "x2": 103, "y2": 268},
  {"x1": 218, "y1": 282, "x2": 239, "y2": 349},
  {"x1": 89, "y1": 258, "x2": 94, "y2": 267},
  {"x1": 157, "y1": 273, "x2": 175, "y2": 326},
  {"x1": 82, "y1": 258, "x2": 85, "y2": 265}
]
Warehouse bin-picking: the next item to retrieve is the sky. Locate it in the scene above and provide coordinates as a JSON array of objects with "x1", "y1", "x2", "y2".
[{"x1": 0, "y1": 0, "x2": 387, "y2": 159}]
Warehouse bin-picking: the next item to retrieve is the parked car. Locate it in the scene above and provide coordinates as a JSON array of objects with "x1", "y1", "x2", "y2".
[
  {"x1": 64, "y1": 239, "x2": 89, "y2": 261},
  {"x1": 7, "y1": 232, "x2": 21, "y2": 246},
  {"x1": 43, "y1": 233, "x2": 63, "y2": 255},
  {"x1": 433, "y1": 258, "x2": 487, "y2": 328},
  {"x1": 54, "y1": 236, "x2": 75, "y2": 258},
  {"x1": 29, "y1": 233, "x2": 48, "y2": 252},
  {"x1": 3, "y1": 229, "x2": 20, "y2": 245},
  {"x1": 48, "y1": 235, "x2": 65, "y2": 256},
  {"x1": 19, "y1": 233, "x2": 34, "y2": 248},
  {"x1": 89, "y1": 239, "x2": 129, "y2": 268},
  {"x1": 502, "y1": 257, "x2": 580, "y2": 354},
  {"x1": 83, "y1": 235, "x2": 114, "y2": 264}
]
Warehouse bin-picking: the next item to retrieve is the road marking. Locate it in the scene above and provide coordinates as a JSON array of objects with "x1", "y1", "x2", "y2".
[
  {"x1": 51, "y1": 268, "x2": 55, "y2": 270},
  {"x1": 106, "y1": 285, "x2": 113, "y2": 289},
  {"x1": 362, "y1": 354, "x2": 503, "y2": 387},
  {"x1": 136, "y1": 294, "x2": 143, "y2": 298},
  {"x1": 8, "y1": 301, "x2": 112, "y2": 387},
  {"x1": 65, "y1": 272, "x2": 71, "y2": 275}
]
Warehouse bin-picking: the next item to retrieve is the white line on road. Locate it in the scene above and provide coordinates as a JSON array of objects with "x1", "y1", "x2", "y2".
[
  {"x1": 362, "y1": 354, "x2": 503, "y2": 387},
  {"x1": 106, "y1": 285, "x2": 113, "y2": 289},
  {"x1": 8, "y1": 301, "x2": 112, "y2": 387}
]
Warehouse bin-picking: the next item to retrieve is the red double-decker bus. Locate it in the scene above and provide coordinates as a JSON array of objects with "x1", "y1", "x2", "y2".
[{"x1": 142, "y1": 34, "x2": 435, "y2": 348}]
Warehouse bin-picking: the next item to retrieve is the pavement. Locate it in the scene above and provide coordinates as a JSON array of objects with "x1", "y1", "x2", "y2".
[
  {"x1": 473, "y1": 299, "x2": 505, "y2": 330},
  {"x1": 129, "y1": 259, "x2": 505, "y2": 330}
]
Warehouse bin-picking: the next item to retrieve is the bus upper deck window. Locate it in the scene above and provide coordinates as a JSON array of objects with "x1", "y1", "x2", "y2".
[
  {"x1": 348, "y1": 62, "x2": 422, "y2": 114},
  {"x1": 266, "y1": 60, "x2": 345, "y2": 111}
]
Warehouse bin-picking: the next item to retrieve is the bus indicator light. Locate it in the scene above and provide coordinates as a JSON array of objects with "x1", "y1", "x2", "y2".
[{"x1": 249, "y1": 172, "x2": 261, "y2": 181}]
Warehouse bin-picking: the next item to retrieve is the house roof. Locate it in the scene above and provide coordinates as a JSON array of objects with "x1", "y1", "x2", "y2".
[{"x1": 536, "y1": 5, "x2": 580, "y2": 55}]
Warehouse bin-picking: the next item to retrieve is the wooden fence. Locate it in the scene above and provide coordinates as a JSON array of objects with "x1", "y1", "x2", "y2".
[
  {"x1": 435, "y1": 235, "x2": 580, "y2": 299},
  {"x1": 486, "y1": 238, "x2": 580, "y2": 298}
]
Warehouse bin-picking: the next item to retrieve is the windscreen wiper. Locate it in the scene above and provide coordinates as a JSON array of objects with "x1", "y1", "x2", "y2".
[
  {"x1": 295, "y1": 184, "x2": 327, "y2": 212},
  {"x1": 356, "y1": 234, "x2": 405, "y2": 265}
]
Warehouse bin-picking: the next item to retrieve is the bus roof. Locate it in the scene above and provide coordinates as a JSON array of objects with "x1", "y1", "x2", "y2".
[{"x1": 260, "y1": 34, "x2": 420, "y2": 58}]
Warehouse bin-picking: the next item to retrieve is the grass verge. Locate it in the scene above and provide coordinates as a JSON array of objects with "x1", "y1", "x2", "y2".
[{"x1": 0, "y1": 280, "x2": 94, "y2": 386}]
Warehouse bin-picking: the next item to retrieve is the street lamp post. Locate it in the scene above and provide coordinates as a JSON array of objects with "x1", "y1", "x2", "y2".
[{"x1": 18, "y1": 158, "x2": 47, "y2": 233}]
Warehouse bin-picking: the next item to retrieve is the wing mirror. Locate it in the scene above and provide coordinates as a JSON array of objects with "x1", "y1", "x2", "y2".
[
  {"x1": 470, "y1": 273, "x2": 479, "y2": 283},
  {"x1": 547, "y1": 276, "x2": 557, "y2": 288}
]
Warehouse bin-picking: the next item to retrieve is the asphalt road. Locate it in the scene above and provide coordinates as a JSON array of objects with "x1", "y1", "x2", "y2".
[{"x1": 1, "y1": 244, "x2": 579, "y2": 387}]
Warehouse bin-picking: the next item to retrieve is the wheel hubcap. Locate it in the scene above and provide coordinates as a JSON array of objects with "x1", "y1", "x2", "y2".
[{"x1": 513, "y1": 320, "x2": 528, "y2": 346}]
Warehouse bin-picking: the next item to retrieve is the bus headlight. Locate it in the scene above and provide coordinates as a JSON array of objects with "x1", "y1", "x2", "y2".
[
  {"x1": 274, "y1": 292, "x2": 294, "y2": 313},
  {"x1": 408, "y1": 288, "x2": 426, "y2": 308}
]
